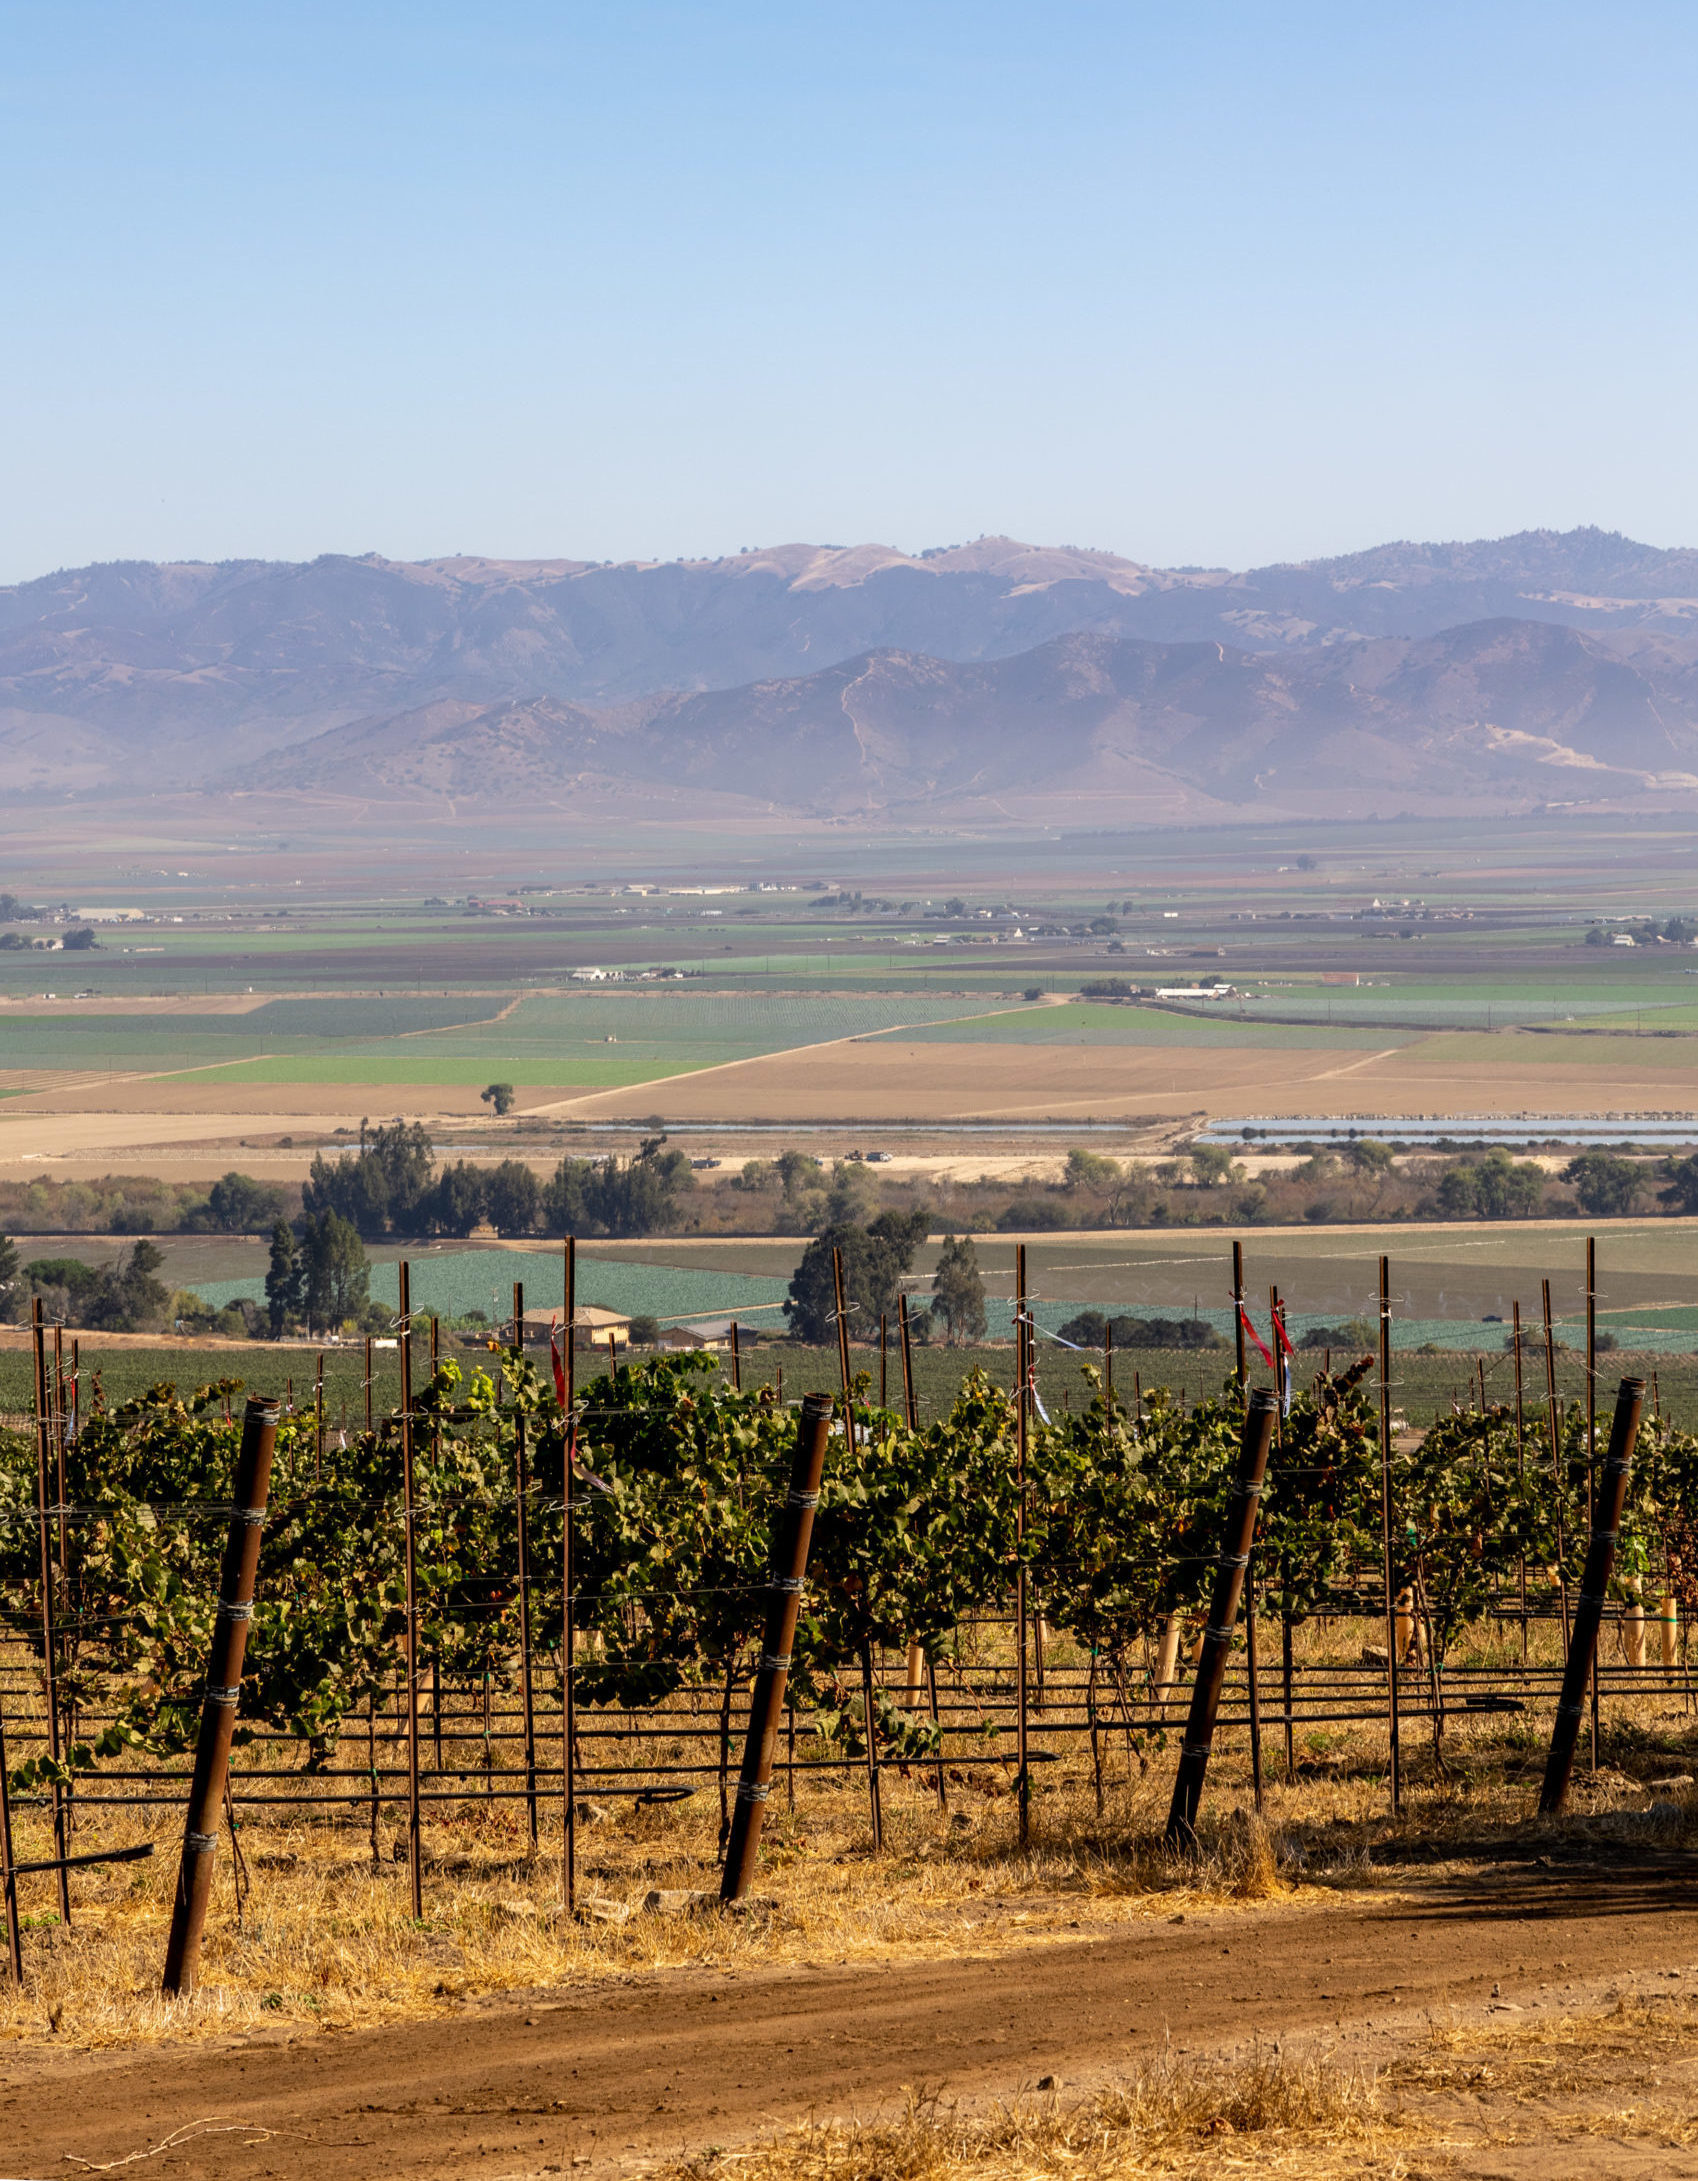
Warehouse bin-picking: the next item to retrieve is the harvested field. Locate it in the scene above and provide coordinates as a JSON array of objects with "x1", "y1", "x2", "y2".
[{"x1": 559, "y1": 1030, "x2": 1698, "y2": 1123}]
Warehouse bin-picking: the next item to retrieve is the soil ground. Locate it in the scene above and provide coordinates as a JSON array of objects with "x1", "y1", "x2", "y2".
[
  {"x1": 563, "y1": 1034, "x2": 1698, "y2": 1125},
  {"x1": 4, "y1": 1866, "x2": 1698, "y2": 2179},
  {"x1": 3, "y1": 1024, "x2": 1694, "y2": 1178}
]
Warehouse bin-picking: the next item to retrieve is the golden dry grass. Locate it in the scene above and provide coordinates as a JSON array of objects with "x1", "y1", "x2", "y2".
[
  {"x1": 5, "y1": 1608, "x2": 1696, "y2": 2052},
  {"x1": 0, "y1": 1776, "x2": 1306, "y2": 2050},
  {"x1": 654, "y1": 1991, "x2": 1698, "y2": 2181},
  {"x1": 654, "y1": 2059, "x2": 1402, "y2": 2181}
]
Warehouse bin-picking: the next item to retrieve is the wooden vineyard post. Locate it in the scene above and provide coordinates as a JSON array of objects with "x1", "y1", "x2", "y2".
[
  {"x1": 30, "y1": 1303, "x2": 69, "y2": 1925},
  {"x1": 53, "y1": 1323, "x2": 68, "y2": 1579},
  {"x1": 730, "y1": 1319, "x2": 741, "y2": 1392},
  {"x1": 398, "y1": 1262, "x2": 422, "y2": 1918},
  {"x1": 1538, "y1": 1377, "x2": 1645, "y2": 1815},
  {"x1": 1543, "y1": 1279, "x2": 1570, "y2": 1649},
  {"x1": 513, "y1": 1281, "x2": 538, "y2": 1848},
  {"x1": 1586, "y1": 1236, "x2": 1599, "y2": 1769},
  {"x1": 562, "y1": 1234, "x2": 577, "y2": 1914},
  {"x1": 831, "y1": 1247, "x2": 852, "y2": 1400},
  {"x1": 1245, "y1": 1560, "x2": 1263, "y2": 1813},
  {"x1": 1378, "y1": 1255, "x2": 1402, "y2": 1817},
  {"x1": 161, "y1": 1395, "x2": 279, "y2": 1995},
  {"x1": 1281, "y1": 1583, "x2": 1295, "y2": 1785},
  {"x1": 1104, "y1": 1320, "x2": 1113, "y2": 1413},
  {"x1": 1165, "y1": 1389, "x2": 1279, "y2": 1846},
  {"x1": 721, "y1": 1392, "x2": 833, "y2": 1900},
  {"x1": 315, "y1": 1352, "x2": 324, "y2": 1483},
  {"x1": 898, "y1": 1293, "x2": 917, "y2": 1428},
  {"x1": 859, "y1": 1640, "x2": 884, "y2": 1850},
  {"x1": 1513, "y1": 1301, "x2": 1528, "y2": 1668},
  {"x1": 0, "y1": 1685, "x2": 21, "y2": 1982},
  {"x1": 1015, "y1": 1243, "x2": 1030, "y2": 1852},
  {"x1": 879, "y1": 1314, "x2": 887, "y2": 1410},
  {"x1": 1232, "y1": 1239, "x2": 1247, "y2": 1408}
]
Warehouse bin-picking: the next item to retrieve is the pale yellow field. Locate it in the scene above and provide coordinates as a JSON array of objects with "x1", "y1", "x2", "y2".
[
  {"x1": 559, "y1": 1028, "x2": 1698, "y2": 1124},
  {"x1": 0, "y1": 1025, "x2": 1690, "y2": 1180}
]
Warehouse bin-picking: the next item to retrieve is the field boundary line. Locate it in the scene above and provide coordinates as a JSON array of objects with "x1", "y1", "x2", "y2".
[{"x1": 527, "y1": 1004, "x2": 1025, "y2": 1117}]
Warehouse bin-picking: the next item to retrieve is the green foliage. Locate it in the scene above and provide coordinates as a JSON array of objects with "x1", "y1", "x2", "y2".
[
  {"x1": 1435, "y1": 1149, "x2": 1546, "y2": 1220},
  {"x1": 201, "y1": 1171, "x2": 287, "y2": 1234},
  {"x1": 1189, "y1": 1145, "x2": 1236, "y2": 1188},
  {"x1": 542, "y1": 1138, "x2": 694, "y2": 1237},
  {"x1": 1660, "y1": 1154, "x2": 1698, "y2": 1217},
  {"x1": 22, "y1": 1241, "x2": 169, "y2": 1332},
  {"x1": 304, "y1": 1120, "x2": 436, "y2": 1237},
  {"x1": 784, "y1": 1212, "x2": 928, "y2": 1343},
  {"x1": 427, "y1": 1160, "x2": 486, "y2": 1237},
  {"x1": 1562, "y1": 1152, "x2": 1644, "y2": 1218},
  {"x1": 265, "y1": 1218, "x2": 299, "y2": 1336},
  {"x1": 1030, "y1": 1377, "x2": 1235, "y2": 1678},
  {"x1": 299, "y1": 1211, "x2": 370, "y2": 1333},
  {"x1": 485, "y1": 1159, "x2": 541, "y2": 1236},
  {"x1": 8, "y1": 1329, "x2": 1692, "y2": 1813},
  {"x1": 1259, "y1": 1359, "x2": 1383, "y2": 1621},
  {"x1": 930, "y1": 1234, "x2": 986, "y2": 1343}
]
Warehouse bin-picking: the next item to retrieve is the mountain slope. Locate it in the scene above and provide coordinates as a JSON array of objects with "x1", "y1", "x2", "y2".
[
  {"x1": 10, "y1": 529, "x2": 1698, "y2": 819},
  {"x1": 236, "y1": 619, "x2": 1698, "y2": 823}
]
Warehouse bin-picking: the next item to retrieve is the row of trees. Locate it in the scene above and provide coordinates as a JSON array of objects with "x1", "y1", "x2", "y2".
[
  {"x1": 0, "y1": 1238, "x2": 171, "y2": 1332},
  {"x1": 301, "y1": 1123, "x2": 694, "y2": 1240}
]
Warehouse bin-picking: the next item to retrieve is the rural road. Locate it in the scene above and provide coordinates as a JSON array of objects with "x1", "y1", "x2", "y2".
[{"x1": 4, "y1": 1863, "x2": 1696, "y2": 2180}]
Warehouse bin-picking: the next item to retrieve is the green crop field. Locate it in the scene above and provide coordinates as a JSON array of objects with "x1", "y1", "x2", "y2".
[
  {"x1": 878, "y1": 1002, "x2": 1418, "y2": 1050},
  {"x1": 3, "y1": 1336, "x2": 1694, "y2": 1435},
  {"x1": 0, "y1": 990, "x2": 1024, "y2": 1086},
  {"x1": 1165, "y1": 972, "x2": 1698, "y2": 1032}
]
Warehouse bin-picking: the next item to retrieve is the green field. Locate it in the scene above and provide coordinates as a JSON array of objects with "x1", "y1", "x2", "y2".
[
  {"x1": 3, "y1": 1337, "x2": 1694, "y2": 1435},
  {"x1": 879, "y1": 1002, "x2": 1417, "y2": 1050},
  {"x1": 24, "y1": 1221, "x2": 1697, "y2": 1356},
  {"x1": 1, "y1": 990, "x2": 1029, "y2": 1087}
]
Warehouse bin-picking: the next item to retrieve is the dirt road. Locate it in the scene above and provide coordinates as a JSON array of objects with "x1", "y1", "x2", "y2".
[{"x1": 4, "y1": 1862, "x2": 1697, "y2": 2180}]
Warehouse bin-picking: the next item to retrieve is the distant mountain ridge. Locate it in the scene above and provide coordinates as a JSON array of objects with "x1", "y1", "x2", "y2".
[{"x1": 5, "y1": 528, "x2": 1698, "y2": 819}]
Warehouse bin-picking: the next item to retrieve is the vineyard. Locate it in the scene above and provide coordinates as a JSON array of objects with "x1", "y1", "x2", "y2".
[{"x1": 1, "y1": 1238, "x2": 1696, "y2": 2029}]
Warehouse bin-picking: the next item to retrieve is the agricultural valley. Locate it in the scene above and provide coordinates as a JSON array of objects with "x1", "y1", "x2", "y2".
[{"x1": 5, "y1": 541, "x2": 1698, "y2": 2179}]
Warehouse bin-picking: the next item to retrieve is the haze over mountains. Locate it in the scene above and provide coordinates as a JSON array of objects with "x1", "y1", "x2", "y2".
[{"x1": 6, "y1": 529, "x2": 1698, "y2": 824}]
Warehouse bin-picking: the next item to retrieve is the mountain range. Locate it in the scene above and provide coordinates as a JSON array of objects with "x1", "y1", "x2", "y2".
[{"x1": 6, "y1": 529, "x2": 1698, "y2": 822}]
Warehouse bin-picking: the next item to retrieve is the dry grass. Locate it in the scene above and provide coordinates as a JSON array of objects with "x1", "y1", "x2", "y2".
[
  {"x1": 655, "y1": 2059, "x2": 1402, "y2": 2181},
  {"x1": 653, "y1": 1992, "x2": 1698, "y2": 2181},
  {"x1": 0, "y1": 1777, "x2": 1304, "y2": 2049},
  {"x1": 7, "y1": 1607, "x2": 1698, "y2": 2051}
]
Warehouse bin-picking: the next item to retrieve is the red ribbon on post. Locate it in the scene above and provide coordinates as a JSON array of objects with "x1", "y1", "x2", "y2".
[{"x1": 1236, "y1": 1301, "x2": 1275, "y2": 1369}]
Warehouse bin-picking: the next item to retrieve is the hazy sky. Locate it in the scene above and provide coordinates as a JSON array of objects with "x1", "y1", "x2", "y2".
[{"x1": 5, "y1": 2, "x2": 1697, "y2": 582}]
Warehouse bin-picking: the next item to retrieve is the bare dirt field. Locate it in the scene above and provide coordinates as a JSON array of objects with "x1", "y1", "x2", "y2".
[
  {"x1": 0, "y1": 1088, "x2": 578, "y2": 1180},
  {"x1": 4, "y1": 1870, "x2": 1697, "y2": 2179},
  {"x1": 0, "y1": 1024, "x2": 1693, "y2": 1179},
  {"x1": 556, "y1": 1031, "x2": 1698, "y2": 1125}
]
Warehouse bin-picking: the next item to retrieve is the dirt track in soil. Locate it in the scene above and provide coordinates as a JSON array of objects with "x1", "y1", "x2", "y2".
[{"x1": 5, "y1": 1860, "x2": 1698, "y2": 2180}]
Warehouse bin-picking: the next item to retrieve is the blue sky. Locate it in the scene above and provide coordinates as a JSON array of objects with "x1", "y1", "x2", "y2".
[{"x1": 3, "y1": 2, "x2": 1697, "y2": 580}]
